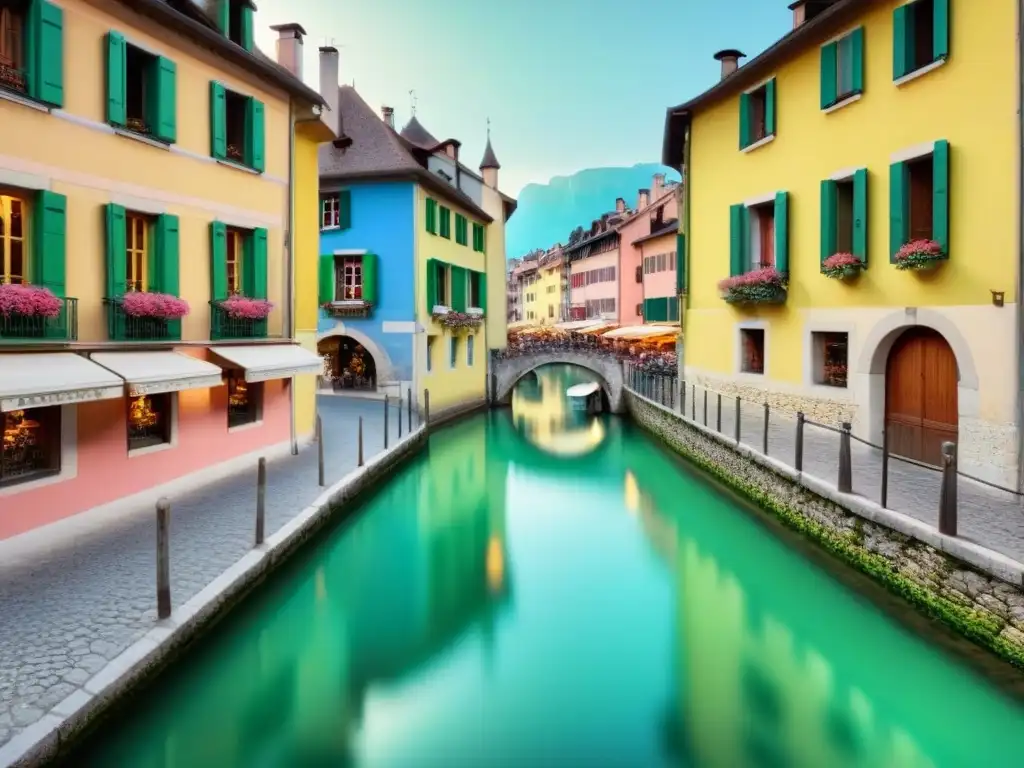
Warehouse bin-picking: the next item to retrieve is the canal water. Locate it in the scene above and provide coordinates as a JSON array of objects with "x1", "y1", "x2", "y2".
[{"x1": 66, "y1": 365, "x2": 1024, "y2": 767}]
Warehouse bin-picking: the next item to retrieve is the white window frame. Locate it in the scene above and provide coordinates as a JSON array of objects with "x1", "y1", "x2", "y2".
[
  {"x1": 0, "y1": 404, "x2": 78, "y2": 497},
  {"x1": 322, "y1": 194, "x2": 340, "y2": 230}
]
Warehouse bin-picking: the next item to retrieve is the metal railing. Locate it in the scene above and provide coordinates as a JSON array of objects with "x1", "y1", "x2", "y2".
[
  {"x1": 104, "y1": 298, "x2": 182, "y2": 342},
  {"x1": 624, "y1": 364, "x2": 1024, "y2": 546},
  {"x1": 0, "y1": 297, "x2": 78, "y2": 342},
  {"x1": 209, "y1": 301, "x2": 270, "y2": 341}
]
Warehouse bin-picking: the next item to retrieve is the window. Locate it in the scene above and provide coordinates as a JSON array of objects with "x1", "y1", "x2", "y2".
[
  {"x1": 467, "y1": 334, "x2": 474, "y2": 366},
  {"x1": 439, "y1": 206, "x2": 451, "y2": 239},
  {"x1": 455, "y1": 213, "x2": 468, "y2": 245},
  {"x1": 0, "y1": 193, "x2": 26, "y2": 285},
  {"x1": 426, "y1": 335, "x2": 434, "y2": 372},
  {"x1": 425, "y1": 198, "x2": 437, "y2": 234},
  {"x1": 472, "y1": 222, "x2": 486, "y2": 252},
  {"x1": 322, "y1": 195, "x2": 339, "y2": 229},
  {"x1": 821, "y1": 170, "x2": 867, "y2": 264},
  {"x1": 226, "y1": 227, "x2": 244, "y2": 295},
  {"x1": 468, "y1": 271, "x2": 482, "y2": 308},
  {"x1": 1, "y1": 406, "x2": 61, "y2": 487},
  {"x1": 0, "y1": 2, "x2": 25, "y2": 92},
  {"x1": 893, "y1": 0, "x2": 948, "y2": 80},
  {"x1": 813, "y1": 332, "x2": 848, "y2": 388},
  {"x1": 227, "y1": 374, "x2": 262, "y2": 427},
  {"x1": 225, "y1": 90, "x2": 246, "y2": 163},
  {"x1": 435, "y1": 261, "x2": 449, "y2": 307},
  {"x1": 820, "y1": 29, "x2": 864, "y2": 109},
  {"x1": 584, "y1": 298, "x2": 615, "y2": 317},
  {"x1": 739, "y1": 79, "x2": 775, "y2": 149},
  {"x1": 125, "y1": 212, "x2": 149, "y2": 292},
  {"x1": 748, "y1": 201, "x2": 776, "y2": 269},
  {"x1": 636, "y1": 302, "x2": 643, "y2": 317},
  {"x1": 548, "y1": 304, "x2": 554, "y2": 318},
  {"x1": 127, "y1": 393, "x2": 172, "y2": 451},
  {"x1": 107, "y1": 33, "x2": 176, "y2": 142},
  {"x1": 0, "y1": 0, "x2": 61, "y2": 105},
  {"x1": 450, "y1": 336, "x2": 458, "y2": 368},
  {"x1": 124, "y1": 44, "x2": 153, "y2": 134},
  {"x1": 335, "y1": 256, "x2": 362, "y2": 300},
  {"x1": 210, "y1": 82, "x2": 265, "y2": 171},
  {"x1": 906, "y1": 156, "x2": 934, "y2": 242},
  {"x1": 221, "y1": 0, "x2": 253, "y2": 51},
  {"x1": 729, "y1": 195, "x2": 790, "y2": 277},
  {"x1": 890, "y1": 142, "x2": 949, "y2": 259},
  {"x1": 740, "y1": 328, "x2": 765, "y2": 374}
]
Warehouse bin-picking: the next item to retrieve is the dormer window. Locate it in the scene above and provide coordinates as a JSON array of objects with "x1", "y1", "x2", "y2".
[{"x1": 219, "y1": 0, "x2": 254, "y2": 52}]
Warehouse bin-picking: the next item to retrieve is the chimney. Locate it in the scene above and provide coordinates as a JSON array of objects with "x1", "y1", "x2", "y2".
[
  {"x1": 637, "y1": 188, "x2": 650, "y2": 210},
  {"x1": 615, "y1": 197, "x2": 626, "y2": 214},
  {"x1": 651, "y1": 173, "x2": 665, "y2": 200},
  {"x1": 270, "y1": 24, "x2": 306, "y2": 79},
  {"x1": 713, "y1": 49, "x2": 746, "y2": 80},
  {"x1": 790, "y1": 0, "x2": 832, "y2": 27},
  {"x1": 319, "y1": 46, "x2": 341, "y2": 136},
  {"x1": 445, "y1": 143, "x2": 456, "y2": 160},
  {"x1": 791, "y1": 0, "x2": 808, "y2": 27},
  {"x1": 381, "y1": 106, "x2": 395, "y2": 129}
]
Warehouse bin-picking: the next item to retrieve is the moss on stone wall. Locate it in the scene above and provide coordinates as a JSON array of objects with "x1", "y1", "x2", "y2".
[{"x1": 627, "y1": 393, "x2": 1024, "y2": 670}]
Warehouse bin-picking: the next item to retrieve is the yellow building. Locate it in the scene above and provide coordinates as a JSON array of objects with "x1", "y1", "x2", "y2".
[
  {"x1": 662, "y1": 0, "x2": 1019, "y2": 487},
  {"x1": 0, "y1": 0, "x2": 325, "y2": 539},
  {"x1": 535, "y1": 246, "x2": 565, "y2": 325}
]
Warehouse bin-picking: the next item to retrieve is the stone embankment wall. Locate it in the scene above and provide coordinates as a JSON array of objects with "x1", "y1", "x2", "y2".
[{"x1": 627, "y1": 392, "x2": 1024, "y2": 668}]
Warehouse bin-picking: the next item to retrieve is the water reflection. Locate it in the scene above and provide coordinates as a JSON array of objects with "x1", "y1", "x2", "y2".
[{"x1": 510, "y1": 363, "x2": 607, "y2": 457}]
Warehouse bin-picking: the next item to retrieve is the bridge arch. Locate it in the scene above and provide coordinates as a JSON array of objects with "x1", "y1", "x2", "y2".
[{"x1": 492, "y1": 351, "x2": 625, "y2": 413}]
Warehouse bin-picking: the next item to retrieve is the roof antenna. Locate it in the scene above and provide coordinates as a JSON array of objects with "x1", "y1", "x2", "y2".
[
  {"x1": 409, "y1": 89, "x2": 418, "y2": 116},
  {"x1": 486, "y1": 116, "x2": 491, "y2": 140}
]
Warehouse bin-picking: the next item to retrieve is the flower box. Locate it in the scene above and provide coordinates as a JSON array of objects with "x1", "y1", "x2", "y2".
[
  {"x1": 718, "y1": 267, "x2": 788, "y2": 306},
  {"x1": 434, "y1": 311, "x2": 483, "y2": 330},
  {"x1": 822, "y1": 253, "x2": 864, "y2": 281},
  {"x1": 322, "y1": 300, "x2": 372, "y2": 319},
  {"x1": 467, "y1": 307, "x2": 484, "y2": 316},
  {"x1": 894, "y1": 239, "x2": 945, "y2": 271},
  {"x1": 432, "y1": 305, "x2": 450, "y2": 315},
  {"x1": 217, "y1": 296, "x2": 274, "y2": 320},
  {"x1": 120, "y1": 291, "x2": 190, "y2": 320},
  {"x1": 0, "y1": 284, "x2": 62, "y2": 318}
]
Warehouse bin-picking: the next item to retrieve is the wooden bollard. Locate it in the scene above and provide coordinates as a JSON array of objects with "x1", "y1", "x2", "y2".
[
  {"x1": 938, "y1": 441, "x2": 958, "y2": 536},
  {"x1": 838, "y1": 422, "x2": 852, "y2": 493},
  {"x1": 424, "y1": 388, "x2": 431, "y2": 427},
  {"x1": 255, "y1": 457, "x2": 266, "y2": 546},
  {"x1": 716, "y1": 393, "x2": 722, "y2": 432},
  {"x1": 680, "y1": 381, "x2": 685, "y2": 415},
  {"x1": 881, "y1": 428, "x2": 890, "y2": 509},
  {"x1": 316, "y1": 414, "x2": 324, "y2": 487},
  {"x1": 703, "y1": 389, "x2": 708, "y2": 426},
  {"x1": 156, "y1": 498, "x2": 171, "y2": 619},
  {"x1": 795, "y1": 412, "x2": 805, "y2": 472},
  {"x1": 398, "y1": 395, "x2": 403, "y2": 439},
  {"x1": 358, "y1": 416, "x2": 364, "y2": 467},
  {"x1": 762, "y1": 403, "x2": 769, "y2": 455},
  {"x1": 734, "y1": 396, "x2": 741, "y2": 444},
  {"x1": 407, "y1": 387, "x2": 413, "y2": 433},
  {"x1": 384, "y1": 395, "x2": 390, "y2": 450}
]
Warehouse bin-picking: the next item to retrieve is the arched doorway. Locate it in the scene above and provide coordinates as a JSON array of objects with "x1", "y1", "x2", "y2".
[
  {"x1": 317, "y1": 335, "x2": 377, "y2": 391},
  {"x1": 885, "y1": 327, "x2": 958, "y2": 466}
]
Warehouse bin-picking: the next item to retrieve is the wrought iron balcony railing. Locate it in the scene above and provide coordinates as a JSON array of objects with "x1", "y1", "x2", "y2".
[
  {"x1": 104, "y1": 298, "x2": 182, "y2": 342},
  {"x1": 209, "y1": 301, "x2": 269, "y2": 340},
  {"x1": 0, "y1": 62, "x2": 27, "y2": 95},
  {"x1": 0, "y1": 297, "x2": 78, "y2": 342}
]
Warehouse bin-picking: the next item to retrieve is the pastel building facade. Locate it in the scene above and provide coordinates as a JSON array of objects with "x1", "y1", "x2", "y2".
[
  {"x1": 0, "y1": 0, "x2": 327, "y2": 539},
  {"x1": 663, "y1": 0, "x2": 1019, "y2": 485},
  {"x1": 565, "y1": 213, "x2": 626, "y2": 322},
  {"x1": 316, "y1": 90, "x2": 516, "y2": 412}
]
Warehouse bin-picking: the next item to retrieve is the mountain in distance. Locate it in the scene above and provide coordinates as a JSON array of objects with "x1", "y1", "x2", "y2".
[{"x1": 506, "y1": 163, "x2": 682, "y2": 259}]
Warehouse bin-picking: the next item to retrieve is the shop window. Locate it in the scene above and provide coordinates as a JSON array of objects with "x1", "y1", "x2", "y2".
[
  {"x1": 0, "y1": 2, "x2": 25, "y2": 93},
  {"x1": 1, "y1": 407, "x2": 61, "y2": 487},
  {"x1": 741, "y1": 328, "x2": 765, "y2": 375},
  {"x1": 125, "y1": 212, "x2": 150, "y2": 292},
  {"x1": 813, "y1": 331, "x2": 848, "y2": 388},
  {"x1": 225, "y1": 90, "x2": 247, "y2": 163},
  {"x1": 335, "y1": 256, "x2": 363, "y2": 300},
  {"x1": 227, "y1": 374, "x2": 262, "y2": 427},
  {"x1": 748, "y1": 201, "x2": 776, "y2": 269},
  {"x1": 0, "y1": 193, "x2": 26, "y2": 285},
  {"x1": 127, "y1": 393, "x2": 172, "y2": 451}
]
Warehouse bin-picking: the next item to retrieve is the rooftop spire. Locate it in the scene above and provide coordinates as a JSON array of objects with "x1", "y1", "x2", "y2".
[{"x1": 480, "y1": 118, "x2": 500, "y2": 170}]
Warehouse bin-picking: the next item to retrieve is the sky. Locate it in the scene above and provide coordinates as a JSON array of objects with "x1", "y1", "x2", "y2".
[{"x1": 255, "y1": 0, "x2": 791, "y2": 196}]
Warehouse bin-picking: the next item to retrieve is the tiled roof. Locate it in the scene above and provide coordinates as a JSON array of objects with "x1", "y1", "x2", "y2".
[
  {"x1": 399, "y1": 116, "x2": 440, "y2": 148},
  {"x1": 480, "y1": 138, "x2": 500, "y2": 169}
]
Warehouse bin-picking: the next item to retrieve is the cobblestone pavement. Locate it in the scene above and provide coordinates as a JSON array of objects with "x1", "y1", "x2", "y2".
[
  {"x1": 0, "y1": 395, "x2": 413, "y2": 748},
  {"x1": 645, "y1": 383, "x2": 1024, "y2": 565}
]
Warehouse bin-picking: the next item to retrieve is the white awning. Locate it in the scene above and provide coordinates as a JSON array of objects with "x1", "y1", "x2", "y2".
[
  {"x1": 0, "y1": 353, "x2": 124, "y2": 412},
  {"x1": 91, "y1": 352, "x2": 224, "y2": 396},
  {"x1": 210, "y1": 344, "x2": 323, "y2": 382},
  {"x1": 602, "y1": 324, "x2": 679, "y2": 340}
]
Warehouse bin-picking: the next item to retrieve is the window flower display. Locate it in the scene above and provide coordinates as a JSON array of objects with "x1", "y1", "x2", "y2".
[
  {"x1": 894, "y1": 239, "x2": 944, "y2": 271},
  {"x1": 821, "y1": 252, "x2": 864, "y2": 281},
  {"x1": 120, "y1": 291, "x2": 190, "y2": 319},
  {"x1": 0, "y1": 284, "x2": 62, "y2": 318},
  {"x1": 718, "y1": 267, "x2": 788, "y2": 305},
  {"x1": 216, "y1": 296, "x2": 274, "y2": 320}
]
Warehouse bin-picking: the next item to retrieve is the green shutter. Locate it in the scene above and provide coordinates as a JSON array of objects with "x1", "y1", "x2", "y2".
[
  {"x1": 774, "y1": 191, "x2": 789, "y2": 274},
  {"x1": 933, "y1": 0, "x2": 949, "y2": 59},
  {"x1": 241, "y1": 4, "x2": 254, "y2": 51},
  {"x1": 853, "y1": 168, "x2": 868, "y2": 264},
  {"x1": 425, "y1": 257, "x2": 437, "y2": 311},
  {"x1": 318, "y1": 255, "x2": 334, "y2": 304},
  {"x1": 250, "y1": 227, "x2": 268, "y2": 298},
  {"x1": 851, "y1": 27, "x2": 865, "y2": 93},
  {"x1": 105, "y1": 203, "x2": 127, "y2": 297},
  {"x1": 217, "y1": 0, "x2": 229, "y2": 34},
  {"x1": 739, "y1": 92, "x2": 751, "y2": 149},
  {"x1": 676, "y1": 232, "x2": 685, "y2": 295},
  {"x1": 820, "y1": 179, "x2": 838, "y2": 263},
  {"x1": 425, "y1": 198, "x2": 436, "y2": 233},
  {"x1": 933, "y1": 140, "x2": 950, "y2": 254},
  {"x1": 450, "y1": 265, "x2": 467, "y2": 312},
  {"x1": 889, "y1": 161, "x2": 908, "y2": 261},
  {"x1": 35, "y1": 1, "x2": 63, "y2": 107},
  {"x1": 765, "y1": 79, "x2": 777, "y2": 136},
  {"x1": 455, "y1": 214, "x2": 467, "y2": 245},
  {"x1": 210, "y1": 82, "x2": 227, "y2": 159},
  {"x1": 439, "y1": 207, "x2": 451, "y2": 239},
  {"x1": 248, "y1": 97, "x2": 266, "y2": 172},
  {"x1": 150, "y1": 56, "x2": 177, "y2": 143},
  {"x1": 668, "y1": 297, "x2": 679, "y2": 322},
  {"x1": 362, "y1": 252, "x2": 378, "y2": 304},
  {"x1": 154, "y1": 214, "x2": 180, "y2": 295},
  {"x1": 893, "y1": 4, "x2": 910, "y2": 80},
  {"x1": 33, "y1": 190, "x2": 66, "y2": 297},
  {"x1": 729, "y1": 203, "x2": 746, "y2": 275},
  {"x1": 478, "y1": 224, "x2": 486, "y2": 253},
  {"x1": 106, "y1": 32, "x2": 127, "y2": 126},
  {"x1": 210, "y1": 221, "x2": 228, "y2": 299},
  {"x1": 820, "y1": 42, "x2": 838, "y2": 109},
  {"x1": 478, "y1": 271, "x2": 487, "y2": 313},
  {"x1": 339, "y1": 190, "x2": 352, "y2": 230}
]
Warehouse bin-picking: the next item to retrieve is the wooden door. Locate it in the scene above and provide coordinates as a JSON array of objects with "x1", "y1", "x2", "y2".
[{"x1": 885, "y1": 328, "x2": 958, "y2": 466}]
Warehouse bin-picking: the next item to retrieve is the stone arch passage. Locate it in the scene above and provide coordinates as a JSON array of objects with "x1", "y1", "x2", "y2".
[
  {"x1": 492, "y1": 351, "x2": 625, "y2": 413},
  {"x1": 316, "y1": 323, "x2": 395, "y2": 389}
]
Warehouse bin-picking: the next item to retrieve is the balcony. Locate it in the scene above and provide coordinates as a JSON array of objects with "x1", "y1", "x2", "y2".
[
  {"x1": 210, "y1": 301, "x2": 269, "y2": 340},
  {"x1": 0, "y1": 62, "x2": 27, "y2": 96},
  {"x1": 0, "y1": 298, "x2": 78, "y2": 342},
  {"x1": 105, "y1": 298, "x2": 182, "y2": 342}
]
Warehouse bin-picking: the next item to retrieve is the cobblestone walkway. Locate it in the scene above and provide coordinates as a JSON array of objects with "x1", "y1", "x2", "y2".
[
  {"x1": 0, "y1": 395, "x2": 412, "y2": 748},
  {"x1": 645, "y1": 382, "x2": 1024, "y2": 565}
]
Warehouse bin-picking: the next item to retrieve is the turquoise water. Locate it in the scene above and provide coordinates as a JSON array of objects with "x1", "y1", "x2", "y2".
[{"x1": 67, "y1": 365, "x2": 1024, "y2": 767}]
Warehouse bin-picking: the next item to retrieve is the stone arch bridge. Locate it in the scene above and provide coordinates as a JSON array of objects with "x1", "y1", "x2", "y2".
[{"x1": 491, "y1": 351, "x2": 626, "y2": 413}]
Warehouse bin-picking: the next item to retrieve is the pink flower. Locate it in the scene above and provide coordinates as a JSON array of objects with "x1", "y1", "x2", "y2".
[
  {"x1": 717, "y1": 267, "x2": 787, "y2": 293},
  {"x1": 822, "y1": 252, "x2": 861, "y2": 270},
  {"x1": 0, "y1": 284, "x2": 62, "y2": 318},
  {"x1": 895, "y1": 239, "x2": 943, "y2": 261},
  {"x1": 121, "y1": 291, "x2": 191, "y2": 319},
  {"x1": 218, "y1": 296, "x2": 274, "y2": 320}
]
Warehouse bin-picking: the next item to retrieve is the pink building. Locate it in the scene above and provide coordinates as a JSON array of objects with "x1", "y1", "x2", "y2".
[
  {"x1": 565, "y1": 203, "x2": 630, "y2": 321},
  {"x1": 615, "y1": 174, "x2": 678, "y2": 325}
]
